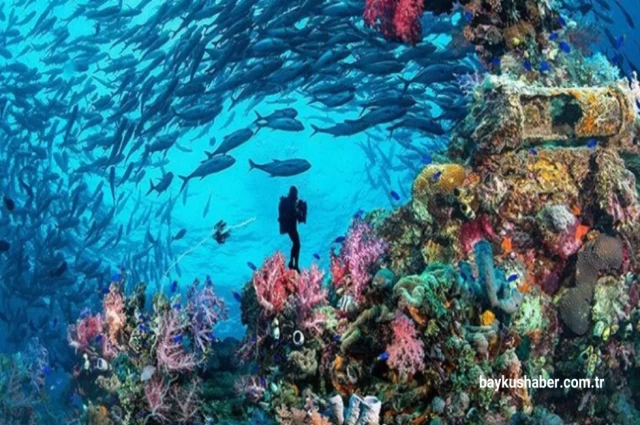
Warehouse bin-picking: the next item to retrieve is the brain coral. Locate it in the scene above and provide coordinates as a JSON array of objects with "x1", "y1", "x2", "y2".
[{"x1": 559, "y1": 234, "x2": 624, "y2": 335}]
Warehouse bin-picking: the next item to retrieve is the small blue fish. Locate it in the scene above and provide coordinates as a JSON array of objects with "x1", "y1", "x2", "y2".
[
  {"x1": 587, "y1": 139, "x2": 598, "y2": 149},
  {"x1": 94, "y1": 334, "x2": 103, "y2": 345},
  {"x1": 313, "y1": 253, "x2": 320, "y2": 260},
  {"x1": 422, "y1": 154, "x2": 432, "y2": 165},
  {"x1": 615, "y1": 35, "x2": 625, "y2": 50},
  {"x1": 507, "y1": 273, "x2": 518, "y2": 282},
  {"x1": 353, "y1": 208, "x2": 364, "y2": 218},
  {"x1": 42, "y1": 365, "x2": 52, "y2": 376},
  {"x1": 205, "y1": 275, "x2": 213, "y2": 287},
  {"x1": 170, "y1": 280, "x2": 178, "y2": 293},
  {"x1": 70, "y1": 392, "x2": 83, "y2": 408},
  {"x1": 138, "y1": 324, "x2": 148, "y2": 332},
  {"x1": 611, "y1": 53, "x2": 622, "y2": 65},
  {"x1": 539, "y1": 61, "x2": 551, "y2": 72},
  {"x1": 523, "y1": 59, "x2": 532, "y2": 72},
  {"x1": 378, "y1": 351, "x2": 390, "y2": 361},
  {"x1": 172, "y1": 302, "x2": 181, "y2": 310},
  {"x1": 529, "y1": 147, "x2": 538, "y2": 155},
  {"x1": 231, "y1": 291, "x2": 242, "y2": 302},
  {"x1": 260, "y1": 377, "x2": 267, "y2": 387},
  {"x1": 101, "y1": 286, "x2": 110, "y2": 295},
  {"x1": 111, "y1": 273, "x2": 121, "y2": 282},
  {"x1": 390, "y1": 190, "x2": 400, "y2": 201},
  {"x1": 247, "y1": 262, "x2": 257, "y2": 271},
  {"x1": 464, "y1": 11, "x2": 473, "y2": 22},
  {"x1": 558, "y1": 41, "x2": 571, "y2": 53},
  {"x1": 333, "y1": 334, "x2": 341, "y2": 342},
  {"x1": 80, "y1": 308, "x2": 91, "y2": 319},
  {"x1": 173, "y1": 335, "x2": 183, "y2": 344},
  {"x1": 334, "y1": 236, "x2": 346, "y2": 244},
  {"x1": 558, "y1": 16, "x2": 566, "y2": 27},
  {"x1": 549, "y1": 32, "x2": 559, "y2": 41},
  {"x1": 51, "y1": 317, "x2": 58, "y2": 327},
  {"x1": 432, "y1": 171, "x2": 442, "y2": 181},
  {"x1": 490, "y1": 57, "x2": 501, "y2": 67}
]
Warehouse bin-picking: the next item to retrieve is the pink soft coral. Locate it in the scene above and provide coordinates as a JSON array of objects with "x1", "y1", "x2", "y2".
[
  {"x1": 103, "y1": 284, "x2": 126, "y2": 349},
  {"x1": 364, "y1": 0, "x2": 424, "y2": 44},
  {"x1": 67, "y1": 313, "x2": 103, "y2": 353},
  {"x1": 187, "y1": 277, "x2": 228, "y2": 353},
  {"x1": 171, "y1": 378, "x2": 202, "y2": 423},
  {"x1": 253, "y1": 252, "x2": 296, "y2": 317},
  {"x1": 333, "y1": 219, "x2": 386, "y2": 303},
  {"x1": 295, "y1": 265, "x2": 328, "y2": 334},
  {"x1": 144, "y1": 376, "x2": 173, "y2": 424},
  {"x1": 386, "y1": 311, "x2": 425, "y2": 381},
  {"x1": 234, "y1": 375, "x2": 266, "y2": 404},
  {"x1": 156, "y1": 309, "x2": 200, "y2": 373}
]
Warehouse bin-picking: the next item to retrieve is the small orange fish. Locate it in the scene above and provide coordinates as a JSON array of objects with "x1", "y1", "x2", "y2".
[
  {"x1": 575, "y1": 224, "x2": 589, "y2": 241},
  {"x1": 501, "y1": 237, "x2": 513, "y2": 253},
  {"x1": 571, "y1": 205, "x2": 582, "y2": 215},
  {"x1": 518, "y1": 281, "x2": 531, "y2": 294}
]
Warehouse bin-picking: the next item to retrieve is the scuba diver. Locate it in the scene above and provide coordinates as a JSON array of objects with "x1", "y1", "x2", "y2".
[
  {"x1": 278, "y1": 186, "x2": 307, "y2": 272},
  {"x1": 213, "y1": 220, "x2": 231, "y2": 244}
]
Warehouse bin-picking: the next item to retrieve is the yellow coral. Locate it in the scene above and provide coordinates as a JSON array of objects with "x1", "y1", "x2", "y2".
[
  {"x1": 527, "y1": 156, "x2": 573, "y2": 192},
  {"x1": 413, "y1": 163, "x2": 467, "y2": 200},
  {"x1": 480, "y1": 310, "x2": 496, "y2": 326},
  {"x1": 422, "y1": 239, "x2": 444, "y2": 264}
]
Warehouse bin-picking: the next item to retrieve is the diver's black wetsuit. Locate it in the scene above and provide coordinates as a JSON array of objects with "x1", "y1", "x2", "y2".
[{"x1": 279, "y1": 188, "x2": 301, "y2": 272}]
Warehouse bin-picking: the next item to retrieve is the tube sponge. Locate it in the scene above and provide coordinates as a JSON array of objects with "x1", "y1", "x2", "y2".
[{"x1": 474, "y1": 239, "x2": 523, "y2": 314}]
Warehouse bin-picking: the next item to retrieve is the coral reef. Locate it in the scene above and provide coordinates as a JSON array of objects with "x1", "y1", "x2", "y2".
[
  {"x1": 71, "y1": 1, "x2": 640, "y2": 424},
  {"x1": 69, "y1": 276, "x2": 227, "y2": 424}
]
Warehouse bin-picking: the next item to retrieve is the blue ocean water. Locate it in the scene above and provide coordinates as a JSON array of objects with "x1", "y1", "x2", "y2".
[
  {"x1": 1, "y1": 0, "x2": 450, "y2": 343},
  {"x1": 1, "y1": 0, "x2": 639, "y2": 422}
]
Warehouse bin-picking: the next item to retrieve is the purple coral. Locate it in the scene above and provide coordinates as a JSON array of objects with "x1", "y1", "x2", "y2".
[
  {"x1": 386, "y1": 311, "x2": 425, "y2": 381},
  {"x1": 187, "y1": 277, "x2": 228, "y2": 354}
]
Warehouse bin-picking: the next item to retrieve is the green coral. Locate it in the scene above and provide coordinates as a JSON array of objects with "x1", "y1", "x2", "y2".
[
  {"x1": 393, "y1": 262, "x2": 458, "y2": 319},
  {"x1": 513, "y1": 291, "x2": 547, "y2": 336},
  {"x1": 592, "y1": 275, "x2": 629, "y2": 334}
]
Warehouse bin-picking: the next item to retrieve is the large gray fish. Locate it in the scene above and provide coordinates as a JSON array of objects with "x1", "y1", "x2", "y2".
[
  {"x1": 179, "y1": 155, "x2": 235, "y2": 192},
  {"x1": 207, "y1": 128, "x2": 253, "y2": 156},
  {"x1": 147, "y1": 172, "x2": 174, "y2": 196},
  {"x1": 254, "y1": 112, "x2": 304, "y2": 133},
  {"x1": 248, "y1": 158, "x2": 311, "y2": 177}
]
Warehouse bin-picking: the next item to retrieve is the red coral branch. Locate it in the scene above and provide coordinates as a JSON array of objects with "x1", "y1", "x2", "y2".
[
  {"x1": 252, "y1": 252, "x2": 296, "y2": 317},
  {"x1": 364, "y1": 0, "x2": 424, "y2": 44}
]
